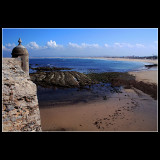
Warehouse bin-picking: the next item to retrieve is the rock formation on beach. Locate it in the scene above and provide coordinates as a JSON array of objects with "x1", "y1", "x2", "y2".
[
  {"x1": 2, "y1": 58, "x2": 42, "y2": 131},
  {"x1": 30, "y1": 71, "x2": 94, "y2": 88},
  {"x1": 30, "y1": 66, "x2": 73, "y2": 71}
]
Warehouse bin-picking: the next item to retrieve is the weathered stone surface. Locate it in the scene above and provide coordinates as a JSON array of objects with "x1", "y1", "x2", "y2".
[{"x1": 2, "y1": 58, "x2": 42, "y2": 132}]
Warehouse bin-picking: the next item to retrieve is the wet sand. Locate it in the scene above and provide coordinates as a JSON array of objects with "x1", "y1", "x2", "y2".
[
  {"x1": 106, "y1": 58, "x2": 158, "y2": 84},
  {"x1": 129, "y1": 70, "x2": 158, "y2": 84},
  {"x1": 38, "y1": 58, "x2": 158, "y2": 132},
  {"x1": 39, "y1": 87, "x2": 157, "y2": 131}
]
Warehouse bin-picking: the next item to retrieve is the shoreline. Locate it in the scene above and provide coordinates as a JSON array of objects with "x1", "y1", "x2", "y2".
[
  {"x1": 93, "y1": 57, "x2": 158, "y2": 84},
  {"x1": 129, "y1": 70, "x2": 158, "y2": 84},
  {"x1": 29, "y1": 57, "x2": 158, "y2": 64},
  {"x1": 39, "y1": 87, "x2": 157, "y2": 131},
  {"x1": 31, "y1": 57, "x2": 158, "y2": 131},
  {"x1": 29, "y1": 56, "x2": 158, "y2": 75},
  {"x1": 92, "y1": 57, "x2": 158, "y2": 64},
  {"x1": 38, "y1": 68, "x2": 157, "y2": 131}
]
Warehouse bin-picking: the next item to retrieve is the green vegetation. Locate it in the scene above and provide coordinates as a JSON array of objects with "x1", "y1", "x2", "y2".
[
  {"x1": 87, "y1": 72, "x2": 135, "y2": 84},
  {"x1": 87, "y1": 72, "x2": 157, "y2": 100}
]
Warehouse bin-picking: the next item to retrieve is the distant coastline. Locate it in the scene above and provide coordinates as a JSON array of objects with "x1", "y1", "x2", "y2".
[
  {"x1": 28, "y1": 56, "x2": 158, "y2": 131},
  {"x1": 95, "y1": 57, "x2": 158, "y2": 65},
  {"x1": 29, "y1": 56, "x2": 158, "y2": 65}
]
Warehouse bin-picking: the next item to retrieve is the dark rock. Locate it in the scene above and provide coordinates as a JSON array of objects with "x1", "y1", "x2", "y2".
[
  {"x1": 103, "y1": 96, "x2": 107, "y2": 100},
  {"x1": 30, "y1": 71, "x2": 94, "y2": 88},
  {"x1": 145, "y1": 64, "x2": 157, "y2": 68},
  {"x1": 30, "y1": 66, "x2": 73, "y2": 72},
  {"x1": 6, "y1": 105, "x2": 15, "y2": 112}
]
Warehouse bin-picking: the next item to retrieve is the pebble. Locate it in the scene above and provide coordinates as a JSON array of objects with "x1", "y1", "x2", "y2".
[
  {"x1": 11, "y1": 117, "x2": 16, "y2": 122},
  {"x1": 6, "y1": 105, "x2": 15, "y2": 111}
]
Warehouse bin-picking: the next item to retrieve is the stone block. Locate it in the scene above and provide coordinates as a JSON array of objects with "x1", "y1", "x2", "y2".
[{"x1": 2, "y1": 58, "x2": 41, "y2": 132}]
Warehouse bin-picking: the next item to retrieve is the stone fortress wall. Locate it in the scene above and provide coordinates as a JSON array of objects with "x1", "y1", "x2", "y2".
[{"x1": 2, "y1": 40, "x2": 42, "y2": 132}]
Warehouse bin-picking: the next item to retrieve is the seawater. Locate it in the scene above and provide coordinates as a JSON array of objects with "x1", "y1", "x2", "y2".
[
  {"x1": 37, "y1": 83, "x2": 120, "y2": 108},
  {"x1": 29, "y1": 58, "x2": 146, "y2": 74},
  {"x1": 29, "y1": 58, "x2": 147, "y2": 107}
]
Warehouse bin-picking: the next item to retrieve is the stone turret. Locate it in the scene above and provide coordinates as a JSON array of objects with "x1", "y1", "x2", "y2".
[{"x1": 11, "y1": 38, "x2": 29, "y2": 75}]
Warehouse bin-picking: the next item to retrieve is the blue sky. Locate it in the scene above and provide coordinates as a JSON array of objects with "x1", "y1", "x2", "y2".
[{"x1": 2, "y1": 28, "x2": 158, "y2": 57}]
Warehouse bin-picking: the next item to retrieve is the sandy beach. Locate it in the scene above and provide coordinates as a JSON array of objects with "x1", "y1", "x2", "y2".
[
  {"x1": 94, "y1": 57, "x2": 158, "y2": 64},
  {"x1": 40, "y1": 87, "x2": 157, "y2": 131},
  {"x1": 39, "y1": 58, "x2": 158, "y2": 132},
  {"x1": 129, "y1": 70, "x2": 158, "y2": 84}
]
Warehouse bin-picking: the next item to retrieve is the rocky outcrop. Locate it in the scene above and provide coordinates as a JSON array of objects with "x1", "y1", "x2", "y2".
[
  {"x1": 30, "y1": 71, "x2": 94, "y2": 88},
  {"x1": 2, "y1": 58, "x2": 41, "y2": 132},
  {"x1": 30, "y1": 66, "x2": 73, "y2": 71}
]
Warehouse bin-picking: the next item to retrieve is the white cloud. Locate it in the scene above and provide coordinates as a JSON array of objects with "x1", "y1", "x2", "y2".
[
  {"x1": 4, "y1": 40, "x2": 157, "y2": 57},
  {"x1": 82, "y1": 43, "x2": 99, "y2": 48},
  {"x1": 68, "y1": 42, "x2": 99, "y2": 48},
  {"x1": 26, "y1": 41, "x2": 40, "y2": 49},
  {"x1": 125, "y1": 43, "x2": 134, "y2": 48},
  {"x1": 104, "y1": 43, "x2": 110, "y2": 48},
  {"x1": 2, "y1": 45, "x2": 12, "y2": 51},
  {"x1": 5, "y1": 43, "x2": 16, "y2": 48},
  {"x1": 68, "y1": 42, "x2": 81, "y2": 48},
  {"x1": 2, "y1": 43, "x2": 16, "y2": 52},
  {"x1": 114, "y1": 42, "x2": 123, "y2": 48},
  {"x1": 135, "y1": 43, "x2": 145, "y2": 48},
  {"x1": 46, "y1": 40, "x2": 63, "y2": 48},
  {"x1": 114, "y1": 42, "x2": 134, "y2": 48},
  {"x1": 26, "y1": 40, "x2": 63, "y2": 50},
  {"x1": 46, "y1": 40, "x2": 57, "y2": 48}
]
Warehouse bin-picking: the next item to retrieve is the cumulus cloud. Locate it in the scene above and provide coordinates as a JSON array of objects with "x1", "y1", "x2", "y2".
[
  {"x1": 68, "y1": 42, "x2": 99, "y2": 48},
  {"x1": 68, "y1": 42, "x2": 81, "y2": 48},
  {"x1": 104, "y1": 43, "x2": 110, "y2": 48},
  {"x1": 25, "y1": 40, "x2": 63, "y2": 50},
  {"x1": 46, "y1": 40, "x2": 63, "y2": 48},
  {"x1": 26, "y1": 41, "x2": 40, "y2": 49},
  {"x1": 46, "y1": 40, "x2": 57, "y2": 48},
  {"x1": 3, "y1": 40, "x2": 157, "y2": 57},
  {"x1": 135, "y1": 43, "x2": 145, "y2": 48},
  {"x1": 81, "y1": 43, "x2": 99, "y2": 48},
  {"x1": 125, "y1": 43, "x2": 134, "y2": 48},
  {"x1": 2, "y1": 45, "x2": 11, "y2": 52},
  {"x1": 114, "y1": 42, "x2": 134, "y2": 48},
  {"x1": 5, "y1": 43, "x2": 16, "y2": 48},
  {"x1": 114, "y1": 42, "x2": 123, "y2": 48},
  {"x1": 2, "y1": 43, "x2": 16, "y2": 52}
]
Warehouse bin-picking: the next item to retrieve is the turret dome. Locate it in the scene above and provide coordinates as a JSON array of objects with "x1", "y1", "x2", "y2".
[{"x1": 11, "y1": 38, "x2": 28, "y2": 58}]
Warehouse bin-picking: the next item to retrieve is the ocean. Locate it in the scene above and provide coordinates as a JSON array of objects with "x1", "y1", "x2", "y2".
[
  {"x1": 29, "y1": 58, "x2": 150, "y2": 107},
  {"x1": 29, "y1": 58, "x2": 147, "y2": 74}
]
